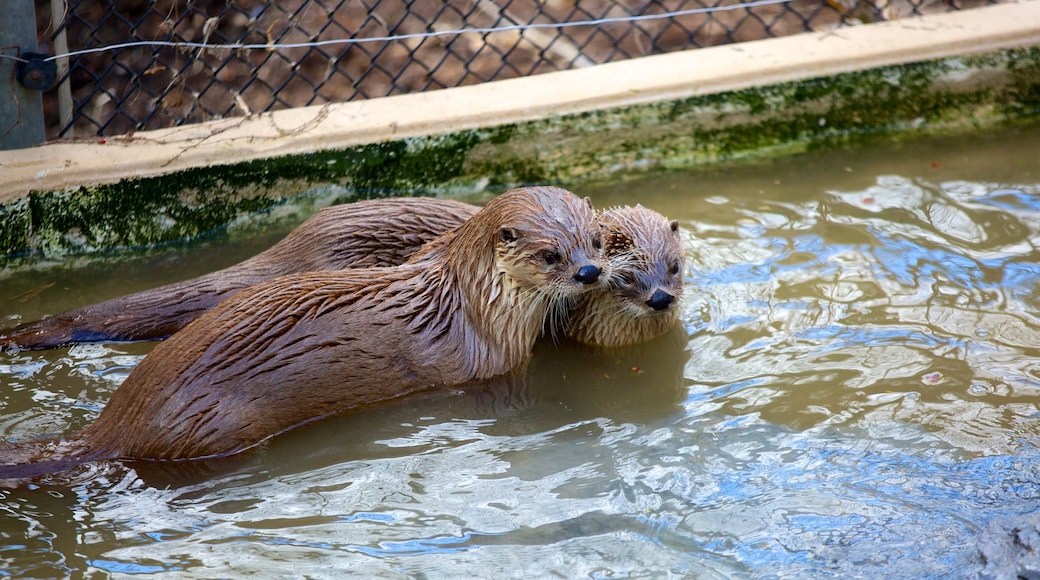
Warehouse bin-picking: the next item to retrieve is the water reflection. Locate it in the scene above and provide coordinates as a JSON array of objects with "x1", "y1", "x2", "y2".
[{"x1": 3, "y1": 125, "x2": 1040, "y2": 575}]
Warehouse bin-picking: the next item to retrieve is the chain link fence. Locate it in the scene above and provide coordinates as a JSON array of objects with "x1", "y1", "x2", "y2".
[{"x1": 36, "y1": 0, "x2": 1001, "y2": 140}]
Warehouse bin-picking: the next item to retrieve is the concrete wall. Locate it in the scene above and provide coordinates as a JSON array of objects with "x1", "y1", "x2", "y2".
[{"x1": 1, "y1": 2, "x2": 1039, "y2": 257}]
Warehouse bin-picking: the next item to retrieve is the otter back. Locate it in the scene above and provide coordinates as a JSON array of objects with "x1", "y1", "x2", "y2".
[{"x1": 0, "y1": 198, "x2": 480, "y2": 349}]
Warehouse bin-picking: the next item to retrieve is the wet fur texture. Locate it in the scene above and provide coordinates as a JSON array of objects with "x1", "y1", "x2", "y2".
[
  {"x1": 2, "y1": 200, "x2": 685, "y2": 350},
  {"x1": 0, "y1": 187, "x2": 607, "y2": 477},
  {"x1": 568, "y1": 205, "x2": 686, "y2": 347},
  {"x1": 0, "y1": 198, "x2": 481, "y2": 348}
]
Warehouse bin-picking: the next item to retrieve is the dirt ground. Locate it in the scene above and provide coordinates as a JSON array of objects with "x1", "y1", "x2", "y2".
[{"x1": 33, "y1": 0, "x2": 998, "y2": 140}]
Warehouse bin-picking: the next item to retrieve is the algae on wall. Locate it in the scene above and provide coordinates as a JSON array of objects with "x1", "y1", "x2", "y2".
[{"x1": 2, "y1": 46, "x2": 1038, "y2": 259}]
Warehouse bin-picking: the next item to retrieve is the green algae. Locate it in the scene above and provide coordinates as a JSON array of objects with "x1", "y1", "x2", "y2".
[{"x1": 2, "y1": 46, "x2": 1038, "y2": 259}]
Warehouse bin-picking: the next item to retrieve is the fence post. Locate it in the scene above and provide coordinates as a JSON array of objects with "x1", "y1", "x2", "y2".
[{"x1": 0, "y1": 0, "x2": 46, "y2": 151}]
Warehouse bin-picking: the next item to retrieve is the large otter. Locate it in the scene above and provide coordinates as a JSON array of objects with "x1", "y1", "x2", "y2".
[
  {"x1": 1, "y1": 200, "x2": 684, "y2": 349},
  {"x1": 0, "y1": 186, "x2": 608, "y2": 478}
]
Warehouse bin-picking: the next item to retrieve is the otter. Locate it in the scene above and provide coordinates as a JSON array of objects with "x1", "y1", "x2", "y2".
[
  {"x1": 3, "y1": 201, "x2": 685, "y2": 350},
  {"x1": 0, "y1": 186, "x2": 608, "y2": 477},
  {"x1": 567, "y1": 205, "x2": 685, "y2": 347},
  {"x1": 0, "y1": 198, "x2": 480, "y2": 348}
]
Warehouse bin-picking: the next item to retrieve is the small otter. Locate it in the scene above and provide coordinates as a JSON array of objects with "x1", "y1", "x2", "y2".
[
  {"x1": 568, "y1": 205, "x2": 685, "y2": 347},
  {"x1": 0, "y1": 186, "x2": 608, "y2": 477},
  {"x1": 0, "y1": 198, "x2": 480, "y2": 348}
]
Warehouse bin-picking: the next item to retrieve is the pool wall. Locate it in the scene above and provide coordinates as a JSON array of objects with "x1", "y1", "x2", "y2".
[{"x1": 1, "y1": 2, "x2": 1039, "y2": 257}]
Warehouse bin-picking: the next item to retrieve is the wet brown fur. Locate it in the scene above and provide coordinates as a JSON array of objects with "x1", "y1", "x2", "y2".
[
  {"x1": 0, "y1": 187, "x2": 607, "y2": 477},
  {"x1": 569, "y1": 205, "x2": 686, "y2": 347},
  {"x1": 0, "y1": 198, "x2": 480, "y2": 348},
  {"x1": 2, "y1": 200, "x2": 684, "y2": 350}
]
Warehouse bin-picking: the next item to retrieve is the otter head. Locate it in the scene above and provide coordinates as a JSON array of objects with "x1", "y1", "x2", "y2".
[
  {"x1": 491, "y1": 186, "x2": 610, "y2": 300},
  {"x1": 600, "y1": 205, "x2": 685, "y2": 318}
]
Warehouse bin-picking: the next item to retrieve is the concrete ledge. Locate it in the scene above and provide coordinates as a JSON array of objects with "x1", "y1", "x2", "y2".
[{"x1": 1, "y1": 2, "x2": 1039, "y2": 256}]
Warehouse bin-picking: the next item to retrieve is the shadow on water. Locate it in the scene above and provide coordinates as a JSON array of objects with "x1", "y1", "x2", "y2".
[
  {"x1": 4, "y1": 124, "x2": 1040, "y2": 576},
  {"x1": 0, "y1": 327, "x2": 701, "y2": 576},
  {"x1": 127, "y1": 325, "x2": 692, "y2": 488}
]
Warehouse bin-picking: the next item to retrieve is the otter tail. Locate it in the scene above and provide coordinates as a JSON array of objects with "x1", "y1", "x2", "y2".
[
  {"x1": 0, "y1": 295, "x2": 187, "y2": 350},
  {"x1": 0, "y1": 301, "x2": 189, "y2": 349},
  {"x1": 0, "y1": 271, "x2": 267, "y2": 350},
  {"x1": 1, "y1": 315, "x2": 100, "y2": 351},
  {"x1": 0, "y1": 435, "x2": 106, "y2": 480}
]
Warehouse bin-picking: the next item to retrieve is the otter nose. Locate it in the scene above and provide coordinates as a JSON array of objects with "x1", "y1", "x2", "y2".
[
  {"x1": 646, "y1": 289, "x2": 675, "y2": 311},
  {"x1": 573, "y1": 264, "x2": 601, "y2": 285}
]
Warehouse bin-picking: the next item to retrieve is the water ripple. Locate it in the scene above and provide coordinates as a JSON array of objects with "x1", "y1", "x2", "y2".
[{"x1": 5, "y1": 134, "x2": 1040, "y2": 576}]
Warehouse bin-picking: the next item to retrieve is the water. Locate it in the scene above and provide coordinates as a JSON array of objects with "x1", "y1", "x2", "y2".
[{"x1": 2, "y1": 124, "x2": 1040, "y2": 577}]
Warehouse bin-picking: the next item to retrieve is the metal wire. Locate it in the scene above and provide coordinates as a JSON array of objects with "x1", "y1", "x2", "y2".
[{"x1": 31, "y1": 0, "x2": 1002, "y2": 139}]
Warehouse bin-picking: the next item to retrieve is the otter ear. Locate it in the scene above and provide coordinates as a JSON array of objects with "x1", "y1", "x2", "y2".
[
  {"x1": 499, "y1": 227, "x2": 519, "y2": 244},
  {"x1": 670, "y1": 220, "x2": 680, "y2": 234}
]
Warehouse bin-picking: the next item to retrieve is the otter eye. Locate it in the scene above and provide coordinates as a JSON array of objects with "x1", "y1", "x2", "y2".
[
  {"x1": 542, "y1": 251, "x2": 561, "y2": 265},
  {"x1": 669, "y1": 262, "x2": 681, "y2": 276}
]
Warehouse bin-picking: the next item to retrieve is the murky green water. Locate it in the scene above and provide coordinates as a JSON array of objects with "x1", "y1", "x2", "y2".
[{"x1": 2, "y1": 124, "x2": 1040, "y2": 577}]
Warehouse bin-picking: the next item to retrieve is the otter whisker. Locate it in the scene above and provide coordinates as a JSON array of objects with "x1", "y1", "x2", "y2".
[
  {"x1": 541, "y1": 289, "x2": 574, "y2": 343},
  {"x1": 568, "y1": 205, "x2": 686, "y2": 347}
]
